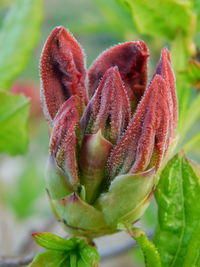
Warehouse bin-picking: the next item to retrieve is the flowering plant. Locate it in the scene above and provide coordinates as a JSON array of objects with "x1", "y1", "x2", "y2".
[{"x1": 29, "y1": 25, "x2": 200, "y2": 267}]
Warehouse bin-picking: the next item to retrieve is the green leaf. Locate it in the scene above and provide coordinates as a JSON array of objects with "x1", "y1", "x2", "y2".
[
  {"x1": 154, "y1": 153, "x2": 200, "y2": 267},
  {"x1": 0, "y1": 0, "x2": 43, "y2": 90},
  {"x1": 31, "y1": 234, "x2": 100, "y2": 267},
  {"x1": 32, "y1": 232, "x2": 75, "y2": 251},
  {"x1": 123, "y1": 0, "x2": 194, "y2": 40},
  {"x1": 194, "y1": 0, "x2": 200, "y2": 31},
  {"x1": 70, "y1": 253, "x2": 77, "y2": 267},
  {"x1": 127, "y1": 228, "x2": 161, "y2": 267},
  {"x1": 29, "y1": 251, "x2": 68, "y2": 267},
  {"x1": 0, "y1": 91, "x2": 29, "y2": 155},
  {"x1": 92, "y1": 0, "x2": 133, "y2": 38},
  {"x1": 79, "y1": 244, "x2": 100, "y2": 267}
]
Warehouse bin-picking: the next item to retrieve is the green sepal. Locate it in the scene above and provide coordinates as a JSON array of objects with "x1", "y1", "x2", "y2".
[
  {"x1": 52, "y1": 193, "x2": 115, "y2": 237},
  {"x1": 32, "y1": 232, "x2": 75, "y2": 251},
  {"x1": 29, "y1": 250, "x2": 68, "y2": 267},
  {"x1": 95, "y1": 168, "x2": 155, "y2": 226},
  {"x1": 154, "y1": 153, "x2": 200, "y2": 267},
  {"x1": 79, "y1": 131, "x2": 113, "y2": 203},
  {"x1": 46, "y1": 154, "x2": 73, "y2": 200},
  {"x1": 120, "y1": 188, "x2": 153, "y2": 224}
]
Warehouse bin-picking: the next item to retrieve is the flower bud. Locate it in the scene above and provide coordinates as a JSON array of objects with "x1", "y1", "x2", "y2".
[{"x1": 40, "y1": 27, "x2": 178, "y2": 237}]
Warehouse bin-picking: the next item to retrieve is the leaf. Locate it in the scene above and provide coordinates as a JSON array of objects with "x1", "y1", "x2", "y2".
[
  {"x1": 0, "y1": 0, "x2": 43, "y2": 90},
  {"x1": 0, "y1": 91, "x2": 29, "y2": 155},
  {"x1": 32, "y1": 232, "x2": 75, "y2": 251},
  {"x1": 194, "y1": 0, "x2": 200, "y2": 31},
  {"x1": 124, "y1": 0, "x2": 194, "y2": 40},
  {"x1": 31, "y1": 234, "x2": 100, "y2": 267},
  {"x1": 79, "y1": 244, "x2": 100, "y2": 267},
  {"x1": 29, "y1": 251, "x2": 68, "y2": 267},
  {"x1": 92, "y1": 0, "x2": 133, "y2": 38},
  {"x1": 154, "y1": 153, "x2": 200, "y2": 267}
]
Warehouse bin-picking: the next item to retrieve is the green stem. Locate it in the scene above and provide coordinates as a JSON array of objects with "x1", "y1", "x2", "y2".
[{"x1": 125, "y1": 225, "x2": 161, "y2": 267}]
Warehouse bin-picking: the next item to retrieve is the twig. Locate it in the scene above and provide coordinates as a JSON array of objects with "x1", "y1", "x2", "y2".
[{"x1": 0, "y1": 252, "x2": 37, "y2": 267}]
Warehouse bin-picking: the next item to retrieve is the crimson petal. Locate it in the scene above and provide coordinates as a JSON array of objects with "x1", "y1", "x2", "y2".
[
  {"x1": 81, "y1": 66, "x2": 131, "y2": 144},
  {"x1": 49, "y1": 96, "x2": 80, "y2": 187},
  {"x1": 40, "y1": 27, "x2": 87, "y2": 122},
  {"x1": 108, "y1": 75, "x2": 171, "y2": 177},
  {"x1": 88, "y1": 41, "x2": 149, "y2": 106}
]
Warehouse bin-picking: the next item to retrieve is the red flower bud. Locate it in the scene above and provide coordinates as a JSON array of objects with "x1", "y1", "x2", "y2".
[{"x1": 41, "y1": 27, "x2": 178, "y2": 236}]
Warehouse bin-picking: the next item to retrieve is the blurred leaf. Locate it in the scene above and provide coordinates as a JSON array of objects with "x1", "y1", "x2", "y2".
[
  {"x1": 6, "y1": 162, "x2": 44, "y2": 218},
  {"x1": 176, "y1": 59, "x2": 200, "y2": 141},
  {"x1": 180, "y1": 93, "x2": 200, "y2": 142},
  {"x1": 185, "y1": 59, "x2": 200, "y2": 89},
  {"x1": 154, "y1": 153, "x2": 200, "y2": 267},
  {"x1": 123, "y1": 0, "x2": 194, "y2": 40},
  {"x1": 0, "y1": 0, "x2": 43, "y2": 90},
  {"x1": 176, "y1": 75, "x2": 191, "y2": 136},
  {"x1": 92, "y1": 0, "x2": 133, "y2": 38},
  {"x1": 29, "y1": 251, "x2": 68, "y2": 267},
  {"x1": 171, "y1": 30, "x2": 190, "y2": 72},
  {"x1": 0, "y1": 91, "x2": 29, "y2": 155},
  {"x1": 194, "y1": 0, "x2": 200, "y2": 31},
  {"x1": 183, "y1": 131, "x2": 200, "y2": 153},
  {"x1": 32, "y1": 232, "x2": 75, "y2": 251}
]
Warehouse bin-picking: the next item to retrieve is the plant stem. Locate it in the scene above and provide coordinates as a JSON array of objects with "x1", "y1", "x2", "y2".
[{"x1": 125, "y1": 224, "x2": 161, "y2": 267}]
